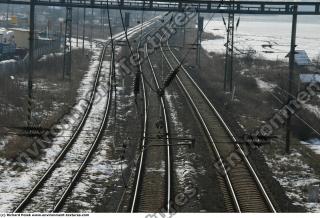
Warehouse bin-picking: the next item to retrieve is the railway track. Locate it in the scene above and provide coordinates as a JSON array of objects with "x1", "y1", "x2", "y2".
[
  {"x1": 13, "y1": 39, "x2": 114, "y2": 213},
  {"x1": 160, "y1": 39, "x2": 277, "y2": 212},
  {"x1": 129, "y1": 21, "x2": 172, "y2": 213},
  {"x1": 145, "y1": 39, "x2": 172, "y2": 213},
  {"x1": 12, "y1": 20, "x2": 159, "y2": 213}
]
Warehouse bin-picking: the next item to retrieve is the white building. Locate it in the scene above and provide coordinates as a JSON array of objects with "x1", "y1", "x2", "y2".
[{"x1": 0, "y1": 28, "x2": 15, "y2": 44}]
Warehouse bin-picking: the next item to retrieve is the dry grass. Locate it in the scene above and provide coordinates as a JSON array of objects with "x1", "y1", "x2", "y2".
[{"x1": 0, "y1": 49, "x2": 91, "y2": 159}]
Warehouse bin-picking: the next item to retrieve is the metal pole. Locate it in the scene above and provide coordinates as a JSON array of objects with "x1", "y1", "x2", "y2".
[
  {"x1": 196, "y1": 16, "x2": 204, "y2": 66},
  {"x1": 224, "y1": 1, "x2": 235, "y2": 92},
  {"x1": 59, "y1": 21, "x2": 62, "y2": 46},
  {"x1": 100, "y1": 8, "x2": 103, "y2": 36},
  {"x1": 103, "y1": 9, "x2": 106, "y2": 37},
  {"x1": 27, "y1": 1, "x2": 35, "y2": 126},
  {"x1": 76, "y1": 8, "x2": 79, "y2": 47},
  {"x1": 196, "y1": 30, "x2": 200, "y2": 65},
  {"x1": 286, "y1": 5, "x2": 298, "y2": 154},
  {"x1": 183, "y1": 24, "x2": 186, "y2": 46},
  {"x1": 90, "y1": 8, "x2": 93, "y2": 50},
  {"x1": 47, "y1": 20, "x2": 49, "y2": 38},
  {"x1": 199, "y1": 32, "x2": 202, "y2": 65},
  {"x1": 6, "y1": 4, "x2": 9, "y2": 28},
  {"x1": 223, "y1": 18, "x2": 230, "y2": 92},
  {"x1": 125, "y1": 12, "x2": 130, "y2": 31},
  {"x1": 82, "y1": 6, "x2": 86, "y2": 53},
  {"x1": 229, "y1": 3, "x2": 235, "y2": 92},
  {"x1": 63, "y1": 5, "x2": 72, "y2": 80},
  {"x1": 196, "y1": 12, "x2": 200, "y2": 65}
]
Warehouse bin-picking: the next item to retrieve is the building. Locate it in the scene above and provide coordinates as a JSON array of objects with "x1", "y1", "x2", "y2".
[
  {"x1": 294, "y1": 50, "x2": 320, "y2": 91},
  {"x1": 9, "y1": 27, "x2": 29, "y2": 49},
  {"x1": 294, "y1": 50, "x2": 312, "y2": 66},
  {"x1": 299, "y1": 74, "x2": 320, "y2": 83}
]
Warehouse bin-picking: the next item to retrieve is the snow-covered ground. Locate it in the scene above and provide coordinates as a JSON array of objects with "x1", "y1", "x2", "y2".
[
  {"x1": 255, "y1": 78, "x2": 276, "y2": 92},
  {"x1": 60, "y1": 18, "x2": 164, "y2": 212},
  {"x1": 0, "y1": 39, "x2": 102, "y2": 212},
  {"x1": 38, "y1": 52, "x2": 64, "y2": 62},
  {"x1": 0, "y1": 59, "x2": 16, "y2": 65},
  {"x1": 264, "y1": 148, "x2": 320, "y2": 212},
  {"x1": 202, "y1": 16, "x2": 320, "y2": 61},
  {"x1": 203, "y1": 13, "x2": 320, "y2": 212},
  {"x1": 303, "y1": 104, "x2": 320, "y2": 119},
  {"x1": 165, "y1": 92, "x2": 197, "y2": 187},
  {"x1": 0, "y1": 16, "x2": 161, "y2": 212},
  {"x1": 302, "y1": 139, "x2": 320, "y2": 155},
  {"x1": 23, "y1": 45, "x2": 111, "y2": 212},
  {"x1": 253, "y1": 76, "x2": 320, "y2": 212},
  {"x1": 60, "y1": 53, "x2": 121, "y2": 213}
]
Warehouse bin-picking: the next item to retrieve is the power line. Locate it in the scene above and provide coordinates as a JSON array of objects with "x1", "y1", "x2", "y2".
[
  {"x1": 159, "y1": 1, "x2": 224, "y2": 91},
  {"x1": 116, "y1": 0, "x2": 158, "y2": 93}
]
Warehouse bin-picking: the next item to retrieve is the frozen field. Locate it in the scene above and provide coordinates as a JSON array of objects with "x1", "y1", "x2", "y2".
[{"x1": 202, "y1": 15, "x2": 320, "y2": 61}]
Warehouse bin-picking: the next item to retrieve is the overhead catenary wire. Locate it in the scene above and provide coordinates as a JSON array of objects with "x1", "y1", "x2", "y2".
[
  {"x1": 116, "y1": 11, "x2": 174, "y2": 212},
  {"x1": 114, "y1": 0, "x2": 148, "y2": 198},
  {"x1": 133, "y1": 0, "x2": 146, "y2": 97},
  {"x1": 105, "y1": 0, "x2": 133, "y2": 199},
  {"x1": 116, "y1": 0, "x2": 144, "y2": 141},
  {"x1": 106, "y1": 0, "x2": 121, "y2": 161},
  {"x1": 106, "y1": 1, "x2": 115, "y2": 67},
  {"x1": 116, "y1": 0, "x2": 158, "y2": 93},
  {"x1": 220, "y1": 7, "x2": 244, "y2": 61},
  {"x1": 159, "y1": 2, "x2": 223, "y2": 90},
  {"x1": 176, "y1": 0, "x2": 224, "y2": 65}
]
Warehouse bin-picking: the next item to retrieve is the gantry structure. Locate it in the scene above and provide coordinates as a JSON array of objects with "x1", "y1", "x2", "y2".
[{"x1": 0, "y1": 0, "x2": 319, "y2": 15}]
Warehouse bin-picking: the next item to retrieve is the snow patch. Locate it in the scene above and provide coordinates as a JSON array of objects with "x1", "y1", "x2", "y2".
[
  {"x1": 303, "y1": 104, "x2": 320, "y2": 119},
  {"x1": 302, "y1": 139, "x2": 320, "y2": 155},
  {"x1": 202, "y1": 18, "x2": 320, "y2": 61},
  {"x1": 255, "y1": 78, "x2": 276, "y2": 92},
  {"x1": 264, "y1": 148, "x2": 320, "y2": 212},
  {"x1": 0, "y1": 38, "x2": 102, "y2": 212},
  {"x1": 38, "y1": 52, "x2": 64, "y2": 62},
  {"x1": 0, "y1": 59, "x2": 16, "y2": 65}
]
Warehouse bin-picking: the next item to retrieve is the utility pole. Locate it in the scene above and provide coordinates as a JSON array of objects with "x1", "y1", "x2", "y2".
[
  {"x1": 224, "y1": 0, "x2": 235, "y2": 92},
  {"x1": 100, "y1": 8, "x2": 102, "y2": 36},
  {"x1": 196, "y1": 12, "x2": 199, "y2": 65},
  {"x1": 47, "y1": 20, "x2": 50, "y2": 38},
  {"x1": 59, "y1": 18, "x2": 63, "y2": 46},
  {"x1": 103, "y1": 9, "x2": 106, "y2": 37},
  {"x1": 76, "y1": 8, "x2": 79, "y2": 47},
  {"x1": 62, "y1": 5, "x2": 72, "y2": 79},
  {"x1": 196, "y1": 15, "x2": 203, "y2": 66},
  {"x1": 183, "y1": 23, "x2": 186, "y2": 46},
  {"x1": 27, "y1": 1, "x2": 35, "y2": 126},
  {"x1": 125, "y1": 12, "x2": 130, "y2": 31},
  {"x1": 90, "y1": 8, "x2": 93, "y2": 50},
  {"x1": 6, "y1": 4, "x2": 9, "y2": 28},
  {"x1": 82, "y1": 6, "x2": 86, "y2": 53},
  {"x1": 286, "y1": 5, "x2": 298, "y2": 154}
]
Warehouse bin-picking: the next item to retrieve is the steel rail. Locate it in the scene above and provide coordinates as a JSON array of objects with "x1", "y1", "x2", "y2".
[
  {"x1": 160, "y1": 40, "x2": 241, "y2": 212},
  {"x1": 13, "y1": 39, "x2": 110, "y2": 214},
  {"x1": 163, "y1": 39, "x2": 276, "y2": 212},
  {"x1": 115, "y1": 16, "x2": 164, "y2": 213},
  {"x1": 146, "y1": 35, "x2": 171, "y2": 212},
  {"x1": 13, "y1": 20, "x2": 157, "y2": 213},
  {"x1": 130, "y1": 17, "x2": 171, "y2": 212},
  {"x1": 52, "y1": 46, "x2": 115, "y2": 212},
  {"x1": 129, "y1": 30, "x2": 149, "y2": 214}
]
